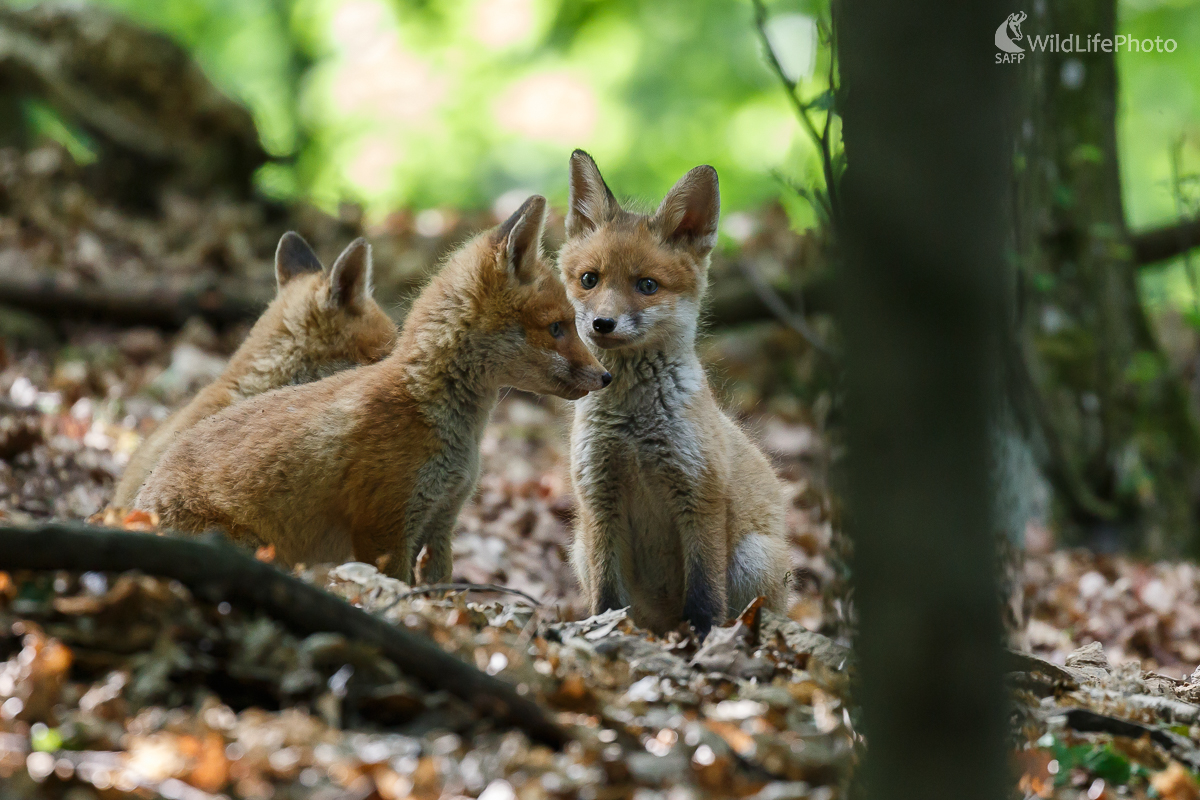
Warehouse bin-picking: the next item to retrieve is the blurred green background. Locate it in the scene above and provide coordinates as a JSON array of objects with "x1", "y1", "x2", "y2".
[
  {"x1": 1122, "y1": 1, "x2": 1200, "y2": 309},
  {"x1": 11, "y1": 0, "x2": 1200, "y2": 291},
  {"x1": 19, "y1": 0, "x2": 836, "y2": 228}
]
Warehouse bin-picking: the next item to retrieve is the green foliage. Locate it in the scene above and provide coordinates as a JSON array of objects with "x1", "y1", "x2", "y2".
[
  {"x1": 58, "y1": 0, "x2": 834, "y2": 219},
  {"x1": 1121, "y1": 1, "x2": 1200, "y2": 310},
  {"x1": 30, "y1": 724, "x2": 63, "y2": 753},
  {"x1": 30, "y1": 0, "x2": 1194, "y2": 248},
  {"x1": 22, "y1": 100, "x2": 97, "y2": 164},
  {"x1": 1037, "y1": 733, "x2": 1141, "y2": 787}
]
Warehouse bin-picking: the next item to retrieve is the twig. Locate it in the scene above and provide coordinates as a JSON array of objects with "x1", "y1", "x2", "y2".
[
  {"x1": 751, "y1": 0, "x2": 840, "y2": 223},
  {"x1": 1133, "y1": 214, "x2": 1200, "y2": 267},
  {"x1": 735, "y1": 258, "x2": 836, "y2": 359},
  {"x1": 385, "y1": 582, "x2": 544, "y2": 613},
  {"x1": 1, "y1": 268, "x2": 817, "y2": 333},
  {"x1": 515, "y1": 606, "x2": 544, "y2": 653},
  {"x1": 0, "y1": 522, "x2": 567, "y2": 747},
  {"x1": 1168, "y1": 139, "x2": 1200, "y2": 311},
  {"x1": 818, "y1": 17, "x2": 840, "y2": 216},
  {"x1": 1058, "y1": 708, "x2": 1200, "y2": 769}
]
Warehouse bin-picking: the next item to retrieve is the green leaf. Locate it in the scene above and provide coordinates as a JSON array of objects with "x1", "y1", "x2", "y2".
[
  {"x1": 1125, "y1": 351, "x2": 1163, "y2": 385},
  {"x1": 806, "y1": 90, "x2": 835, "y2": 112},
  {"x1": 1071, "y1": 143, "x2": 1105, "y2": 166},
  {"x1": 31, "y1": 725, "x2": 62, "y2": 753},
  {"x1": 1083, "y1": 746, "x2": 1131, "y2": 784}
]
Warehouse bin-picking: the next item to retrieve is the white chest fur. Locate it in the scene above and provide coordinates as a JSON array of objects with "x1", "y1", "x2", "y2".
[{"x1": 571, "y1": 350, "x2": 708, "y2": 609}]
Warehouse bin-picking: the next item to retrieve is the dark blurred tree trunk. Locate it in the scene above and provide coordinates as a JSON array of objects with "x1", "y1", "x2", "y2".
[
  {"x1": 1011, "y1": 0, "x2": 1200, "y2": 554},
  {"x1": 837, "y1": 2, "x2": 1010, "y2": 799}
]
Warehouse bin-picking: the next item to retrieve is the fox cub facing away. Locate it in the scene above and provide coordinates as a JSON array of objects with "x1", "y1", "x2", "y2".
[
  {"x1": 561, "y1": 151, "x2": 790, "y2": 638},
  {"x1": 137, "y1": 196, "x2": 610, "y2": 582},
  {"x1": 110, "y1": 233, "x2": 397, "y2": 508}
]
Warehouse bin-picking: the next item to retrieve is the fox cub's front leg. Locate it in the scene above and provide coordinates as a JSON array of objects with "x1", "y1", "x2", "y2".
[
  {"x1": 573, "y1": 501, "x2": 625, "y2": 615},
  {"x1": 352, "y1": 526, "x2": 414, "y2": 583},
  {"x1": 571, "y1": 435, "x2": 630, "y2": 615},
  {"x1": 411, "y1": 459, "x2": 478, "y2": 585},
  {"x1": 679, "y1": 508, "x2": 729, "y2": 639}
]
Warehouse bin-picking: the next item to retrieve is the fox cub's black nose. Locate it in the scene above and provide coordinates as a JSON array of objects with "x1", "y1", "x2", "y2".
[
  {"x1": 601, "y1": 372, "x2": 612, "y2": 387},
  {"x1": 593, "y1": 317, "x2": 616, "y2": 334}
]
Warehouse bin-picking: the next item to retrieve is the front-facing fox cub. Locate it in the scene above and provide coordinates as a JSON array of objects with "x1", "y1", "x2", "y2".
[
  {"x1": 136, "y1": 196, "x2": 610, "y2": 582},
  {"x1": 562, "y1": 151, "x2": 789, "y2": 638},
  {"x1": 110, "y1": 233, "x2": 396, "y2": 507}
]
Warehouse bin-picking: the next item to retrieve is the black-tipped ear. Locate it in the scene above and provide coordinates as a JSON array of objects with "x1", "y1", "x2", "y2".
[
  {"x1": 653, "y1": 165, "x2": 720, "y2": 255},
  {"x1": 496, "y1": 195, "x2": 547, "y2": 285},
  {"x1": 566, "y1": 149, "x2": 620, "y2": 238},
  {"x1": 275, "y1": 232, "x2": 324, "y2": 288},
  {"x1": 327, "y1": 238, "x2": 373, "y2": 311}
]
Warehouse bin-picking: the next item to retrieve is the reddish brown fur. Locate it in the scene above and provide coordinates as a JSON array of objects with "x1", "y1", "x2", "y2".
[
  {"x1": 136, "y1": 197, "x2": 607, "y2": 582},
  {"x1": 561, "y1": 152, "x2": 789, "y2": 637},
  {"x1": 110, "y1": 235, "x2": 395, "y2": 508}
]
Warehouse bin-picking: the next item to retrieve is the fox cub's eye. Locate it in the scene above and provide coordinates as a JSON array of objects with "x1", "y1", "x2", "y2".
[
  {"x1": 580, "y1": 272, "x2": 599, "y2": 290},
  {"x1": 549, "y1": 321, "x2": 564, "y2": 338},
  {"x1": 636, "y1": 278, "x2": 659, "y2": 295}
]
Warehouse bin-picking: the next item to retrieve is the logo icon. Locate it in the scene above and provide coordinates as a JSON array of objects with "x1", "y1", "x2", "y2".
[{"x1": 995, "y1": 11, "x2": 1027, "y2": 53}]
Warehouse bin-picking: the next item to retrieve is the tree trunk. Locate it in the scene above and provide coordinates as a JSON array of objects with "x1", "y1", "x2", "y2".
[
  {"x1": 837, "y1": 2, "x2": 1011, "y2": 799},
  {"x1": 1011, "y1": 0, "x2": 1200, "y2": 553}
]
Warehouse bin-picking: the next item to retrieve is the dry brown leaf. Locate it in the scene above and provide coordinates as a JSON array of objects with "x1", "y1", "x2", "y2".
[
  {"x1": 1014, "y1": 749, "x2": 1053, "y2": 799},
  {"x1": 184, "y1": 731, "x2": 229, "y2": 792},
  {"x1": 1152, "y1": 762, "x2": 1200, "y2": 800},
  {"x1": 121, "y1": 508, "x2": 158, "y2": 531},
  {"x1": 704, "y1": 720, "x2": 757, "y2": 757},
  {"x1": 9, "y1": 625, "x2": 74, "y2": 722},
  {"x1": 547, "y1": 673, "x2": 596, "y2": 713}
]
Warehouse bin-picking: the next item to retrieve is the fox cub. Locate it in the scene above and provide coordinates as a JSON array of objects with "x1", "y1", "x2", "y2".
[
  {"x1": 136, "y1": 196, "x2": 610, "y2": 582},
  {"x1": 562, "y1": 151, "x2": 789, "y2": 638},
  {"x1": 111, "y1": 233, "x2": 396, "y2": 508}
]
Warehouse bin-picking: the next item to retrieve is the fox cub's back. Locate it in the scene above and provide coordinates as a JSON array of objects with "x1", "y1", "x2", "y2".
[
  {"x1": 136, "y1": 197, "x2": 609, "y2": 584},
  {"x1": 110, "y1": 234, "x2": 395, "y2": 508}
]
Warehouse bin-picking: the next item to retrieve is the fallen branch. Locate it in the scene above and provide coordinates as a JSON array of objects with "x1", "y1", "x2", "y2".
[
  {"x1": 1134, "y1": 215, "x2": 1200, "y2": 267},
  {"x1": 0, "y1": 273, "x2": 272, "y2": 329},
  {"x1": 1058, "y1": 708, "x2": 1200, "y2": 770},
  {"x1": 0, "y1": 522, "x2": 567, "y2": 747},
  {"x1": 1077, "y1": 686, "x2": 1200, "y2": 727},
  {"x1": 735, "y1": 259, "x2": 836, "y2": 359},
  {"x1": 1, "y1": 269, "x2": 833, "y2": 333},
  {"x1": 705, "y1": 269, "x2": 834, "y2": 329},
  {"x1": 389, "y1": 582, "x2": 544, "y2": 609},
  {"x1": 1004, "y1": 649, "x2": 1085, "y2": 691}
]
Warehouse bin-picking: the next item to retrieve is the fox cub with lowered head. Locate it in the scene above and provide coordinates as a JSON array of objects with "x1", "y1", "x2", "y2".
[
  {"x1": 562, "y1": 151, "x2": 789, "y2": 638},
  {"x1": 111, "y1": 233, "x2": 396, "y2": 508},
  {"x1": 137, "y1": 196, "x2": 610, "y2": 582}
]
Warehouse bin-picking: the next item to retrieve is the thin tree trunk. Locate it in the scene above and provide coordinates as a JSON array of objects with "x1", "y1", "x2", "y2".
[
  {"x1": 1011, "y1": 0, "x2": 1200, "y2": 553},
  {"x1": 837, "y1": 2, "x2": 1011, "y2": 798}
]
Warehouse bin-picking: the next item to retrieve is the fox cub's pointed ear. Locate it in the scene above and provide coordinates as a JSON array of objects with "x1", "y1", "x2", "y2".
[
  {"x1": 653, "y1": 165, "x2": 720, "y2": 255},
  {"x1": 275, "y1": 232, "x2": 324, "y2": 288},
  {"x1": 497, "y1": 195, "x2": 547, "y2": 285},
  {"x1": 327, "y1": 238, "x2": 373, "y2": 312},
  {"x1": 566, "y1": 149, "x2": 620, "y2": 238}
]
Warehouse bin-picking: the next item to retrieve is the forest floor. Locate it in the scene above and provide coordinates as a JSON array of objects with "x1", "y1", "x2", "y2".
[
  {"x1": 2, "y1": 306, "x2": 1200, "y2": 799},
  {"x1": 1, "y1": 140, "x2": 1200, "y2": 798}
]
